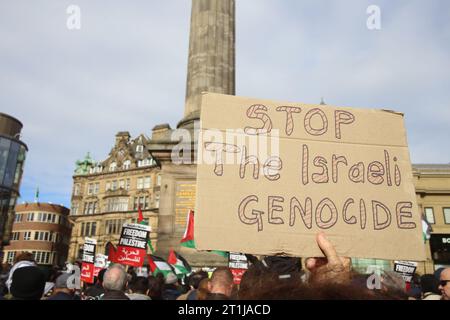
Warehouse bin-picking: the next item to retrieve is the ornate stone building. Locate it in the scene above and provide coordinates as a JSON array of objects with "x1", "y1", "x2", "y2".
[{"x1": 67, "y1": 132, "x2": 161, "y2": 262}]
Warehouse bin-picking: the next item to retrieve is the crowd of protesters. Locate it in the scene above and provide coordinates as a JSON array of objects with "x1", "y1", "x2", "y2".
[{"x1": 0, "y1": 233, "x2": 449, "y2": 300}]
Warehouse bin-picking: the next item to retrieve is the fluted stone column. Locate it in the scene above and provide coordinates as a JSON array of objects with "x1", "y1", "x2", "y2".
[{"x1": 180, "y1": 0, "x2": 236, "y2": 127}]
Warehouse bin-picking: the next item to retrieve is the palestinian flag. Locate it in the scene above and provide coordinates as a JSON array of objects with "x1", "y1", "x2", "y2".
[
  {"x1": 147, "y1": 254, "x2": 173, "y2": 277},
  {"x1": 168, "y1": 249, "x2": 191, "y2": 276},
  {"x1": 180, "y1": 210, "x2": 228, "y2": 258},
  {"x1": 138, "y1": 206, "x2": 144, "y2": 223},
  {"x1": 137, "y1": 206, "x2": 155, "y2": 254},
  {"x1": 422, "y1": 215, "x2": 433, "y2": 243},
  {"x1": 180, "y1": 210, "x2": 196, "y2": 249}
]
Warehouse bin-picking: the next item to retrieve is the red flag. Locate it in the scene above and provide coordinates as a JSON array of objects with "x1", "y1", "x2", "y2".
[
  {"x1": 167, "y1": 249, "x2": 177, "y2": 265},
  {"x1": 107, "y1": 242, "x2": 117, "y2": 263},
  {"x1": 180, "y1": 210, "x2": 195, "y2": 248},
  {"x1": 138, "y1": 206, "x2": 144, "y2": 223}
]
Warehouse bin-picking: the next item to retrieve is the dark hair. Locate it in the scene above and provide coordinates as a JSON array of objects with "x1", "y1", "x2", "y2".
[
  {"x1": 129, "y1": 276, "x2": 149, "y2": 294},
  {"x1": 98, "y1": 268, "x2": 107, "y2": 284},
  {"x1": 239, "y1": 274, "x2": 407, "y2": 300},
  {"x1": 148, "y1": 276, "x2": 163, "y2": 300},
  {"x1": 188, "y1": 271, "x2": 209, "y2": 289},
  {"x1": 420, "y1": 274, "x2": 440, "y2": 295}
]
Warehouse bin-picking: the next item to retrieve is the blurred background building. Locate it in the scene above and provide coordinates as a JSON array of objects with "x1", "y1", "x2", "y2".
[{"x1": 0, "y1": 113, "x2": 27, "y2": 261}]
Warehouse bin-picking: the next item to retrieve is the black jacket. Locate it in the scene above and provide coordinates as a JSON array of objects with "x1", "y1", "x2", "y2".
[{"x1": 101, "y1": 290, "x2": 130, "y2": 300}]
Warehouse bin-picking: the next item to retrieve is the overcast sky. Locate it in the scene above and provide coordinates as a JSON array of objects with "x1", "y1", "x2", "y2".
[{"x1": 1, "y1": 0, "x2": 449, "y2": 207}]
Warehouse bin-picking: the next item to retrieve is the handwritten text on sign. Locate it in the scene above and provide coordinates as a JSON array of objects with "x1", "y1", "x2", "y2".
[{"x1": 195, "y1": 93, "x2": 425, "y2": 261}]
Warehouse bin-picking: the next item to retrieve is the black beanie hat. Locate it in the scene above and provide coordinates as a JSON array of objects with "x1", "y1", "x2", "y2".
[{"x1": 10, "y1": 266, "x2": 46, "y2": 300}]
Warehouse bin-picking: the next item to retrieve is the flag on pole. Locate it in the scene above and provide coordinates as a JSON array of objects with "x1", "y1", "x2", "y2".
[
  {"x1": 422, "y1": 214, "x2": 433, "y2": 243},
  {"x1": 138, "y1": 206, "x2": 144, "y2": 223},
  {"x1": 180, "y1": 210, "x2": 195, "y2": 249},
  {"x1": 179, "y1": 210, "x2": 228, "y2": 258},
  {"x1": 35, "y1": 187, "x2": 39, "y2": 203},
  {"x1": 147, "y1": 254, "x2": 174, "y2": 277},
  {"x1": 167, "y1": 249, "x2": 191, "y2": 276},
  {"x1": 106, "y1": 242, "x2": 117, "y2": 263},
  {"x1": 136, "y1": 206, "x2": 155, "y2": 254}
]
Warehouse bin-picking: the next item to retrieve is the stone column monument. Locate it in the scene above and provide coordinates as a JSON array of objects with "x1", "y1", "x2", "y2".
[
  {"x1": 179, "y1": 0, "x2": 236, "y2": 128},
  {"x1": 147, "y1": 0, "x2": 236, "y2": 266}
]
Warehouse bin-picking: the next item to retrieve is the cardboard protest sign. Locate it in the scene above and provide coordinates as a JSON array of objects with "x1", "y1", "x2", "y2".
[
  {"x1": 394, "y1": 261, "x2": 418, "y2": 283},
  {"x1": 195, "y1": 93, "x2": 426, "y2": 261},
  {"x1": 228, "y1": 252, "x2": 248, "y2": 285},
  {"x1": 115, "y1": 223, "x2": 150, "y2": 267},
  {"x1": 81, "y1": 238, "x2": 96, "y2": 284}
]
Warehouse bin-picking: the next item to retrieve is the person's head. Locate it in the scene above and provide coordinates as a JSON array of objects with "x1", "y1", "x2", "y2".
[
  {"x1": 165, "y1": 272, "x2": 179, "y2": 286},
  {"x1": 208, "y1": 267, "x2": 234, "y2": 298},
  {"x1": 14, "y1": 252, "x2": 35, "y2": 264},
  {"x1": 128, "y1": 276, "x2": 149, "y2": 295},
  {"x1": 420, "y1": 274, "x2": 440, "y2": 295},
  {"x1": 188, "y1": 271, "x2": 209, "y2": 290},
  {"x1": 97, "y1": 268, "x2": 107, "y2": 285},
  {"x1": 103, "y1": 264, "x2": 128, "y2": 292},
  {"x1": 148, "y1": 275, "x2": 163, "y2": 299},
  {"x1": 10, "y1": 266, "x2": 46, "y2": 300},
  {"x1": 438, "y1": 268, "x2": 450, "y2": 300},
  {"x1": 380, "y1": 271, "x2": 406, "y2": 295},
  {"x1": 53, "y1": 273, "x2": 75, "y2": 295},
  {"x1": 196, "y1": 278, "x2": 210, "y2": 300}
]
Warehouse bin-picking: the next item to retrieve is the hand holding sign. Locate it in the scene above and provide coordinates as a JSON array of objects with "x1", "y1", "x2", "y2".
[{"x1": 305, "y1": 232, "x2": 352, "y2": 284}]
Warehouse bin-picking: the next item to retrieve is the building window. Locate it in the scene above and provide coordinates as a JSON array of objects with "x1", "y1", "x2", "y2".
[
  {"x1": 155, "y1": 193, "x2": 160, "y2": 208},
  {"x1": 111, "y1": 180, "x2": 118, "y2": 191},
  {"x1": 106, "y1": 197, "x2": 129, "y2": 212},
  {"x1": 136, "y1": 145, "x2": 144, "y2": 153},
  {"x1": 6, "y1": 252, "x2": 16, "y2": 264},
  {"x1": 444, "y1": 208, "x2": 450, "y2": 224},
  {"x1": 72, "y1": 203, "x2": 79, "y2": 215},
  {"x1": 27, "y1": 213, "x2": 34, "y2": 222},
  {"x1": 37, "y1": 212, "x2": 56, "y2": 223},
  {"x1": 11, "y1": 232, "x2": 20, "y2": 241},
  {"x1": 94, "y1": 183, "x2": 100, "y2": 194},
  {"x1": 123, "y1": 160, "x2": 131, "y2": 170},
  {"x1": 119, "y1": 179, "x2": 125, "y2": 189},
  {"x1": 88, "y1": 183, "x2": 94, "y2": 195},
  {"x1": 126, "y1": 178, "x2": 130, "y2": 191},
  {"x1": 14, "y1": 214, "x2": 22, "y2": 223},
  {"x1": 34, "y1": 231, "x2": 51, "y2": 242},
  {"x1": 84, "y1": 202, "x2": 97, "y2": 215},
  {"x1": 144, "y1": 177, "x2": 151, "y2": 189},
  {"x1": 81, "y1": 222, "x2": 97, "y2": 237},
  {"x1": 74, "y1": 184, "x2": 81, "y2": 196},
  {"x1": 23, "y1": 231, "x2": 31, "y2": 241},
  {"x1": 105, "y1": 219, "x2": 123, "y2": 235},
  {"x1": 137, "y1": 177, "x2": 144, "y2": 190},
  {"x1": 134, "y1": 196, "x2": 149, "y2": 210},
  {"x1": 157, "y1": 174, "x2": 161, "y2": 186},
  {"x1": 138, "y1": 158, "x2": 155, "y2": 167},
  {"x1": 109, "y1": 162, "x2": 117, "y2": 172},
  {"x1": 32, "y1": 251, "x2": 51, "y2": 265}
]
